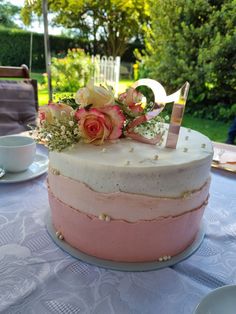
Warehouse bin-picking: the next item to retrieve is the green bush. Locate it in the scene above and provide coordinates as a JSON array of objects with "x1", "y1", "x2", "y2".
[
  {"x1": 51, "y1": 48, "x2": 94, "y2": 92},
  {"x1": 138, "y1": 0, "x2": 236, "y2": 122}
]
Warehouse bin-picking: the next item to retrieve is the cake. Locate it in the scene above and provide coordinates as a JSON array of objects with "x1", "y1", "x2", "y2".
[{"x1": 38, "y1": 80, "x2": 213, "y2": 263}]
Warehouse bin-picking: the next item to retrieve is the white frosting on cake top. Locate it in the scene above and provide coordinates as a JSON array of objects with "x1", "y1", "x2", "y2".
[{"x1": 49, "y1": 125, "x2": 213, "y2": 197}]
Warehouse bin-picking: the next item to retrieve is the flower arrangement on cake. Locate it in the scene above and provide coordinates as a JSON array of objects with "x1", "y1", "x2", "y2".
[{"x1": 36, "y1": 80, "x2": 168, "y2": 151}]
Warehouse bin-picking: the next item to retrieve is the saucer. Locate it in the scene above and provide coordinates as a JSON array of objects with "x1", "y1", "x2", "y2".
[
  {"x1": 194, "y1": 285, "x2": 236, "y2": 314},
  {"x1": 212, "y1": 142, "x2": 236, "y2": 173},
  {"x1": 0, "y1": 154, "x2": 48, "y2": 183}
]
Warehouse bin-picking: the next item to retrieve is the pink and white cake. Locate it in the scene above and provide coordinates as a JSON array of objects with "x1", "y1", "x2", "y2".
[
  {"x1": 37, "y1": 79, "x2": 213, "y2": 262},
  {"x1": 47, "y1": 125, "x2": 213, "y2": 262}
]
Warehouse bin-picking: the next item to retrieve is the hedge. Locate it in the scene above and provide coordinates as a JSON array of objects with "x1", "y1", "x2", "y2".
[
  {"x1": 0, "y1": 27, "x2": 142, "y2": 72},
  {"x1": 0, "y1": 27, "x2": 90, "y2": 71}
]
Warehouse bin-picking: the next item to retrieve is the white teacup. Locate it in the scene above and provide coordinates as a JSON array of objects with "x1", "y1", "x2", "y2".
[{"x1": 0, "y1": 135, "x2": 36, "y2": 173}]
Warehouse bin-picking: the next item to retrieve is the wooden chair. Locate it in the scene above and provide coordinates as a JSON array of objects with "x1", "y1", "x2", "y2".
[
  {"x1": 0, "y1": 65, "x2": 38, "y2": 110},
  {"x1": 0, "y1": 65, "x2": 38, "y2": 136},
  {"x1": 0, "y1": 64, "x2": 30, "y2": 78}
]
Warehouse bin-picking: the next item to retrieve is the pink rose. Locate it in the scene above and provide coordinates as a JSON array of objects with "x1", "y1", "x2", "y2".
[
  {"x1": 38, "y1": 108, "x2": 47, "y2": 122},
  {"x1": 128, "y1": 103, "x2": 143, "y2": 113},
  {"x1": 38, "y1": 105, "x2": 53, "y2": 124},
  {"x1": 118, "y1": 88, "x2": 144, "y2": 113},
  {"x1": 75, "y1": 105, "x2": 125, "y2": 144},
  {"x1": 39, "y1": 102, "x2": 73, "y2": 124}
]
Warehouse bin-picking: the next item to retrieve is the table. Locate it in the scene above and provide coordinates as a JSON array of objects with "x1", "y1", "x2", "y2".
[{"x1": 0, "y1": 146, "x2": 236, "y2": 314}]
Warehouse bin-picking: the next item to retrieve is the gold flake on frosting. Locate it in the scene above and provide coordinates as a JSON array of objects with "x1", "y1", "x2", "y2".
[
  {"x1": 182, "y1": 191, "x2": 192, "y2": 199},
  {"x1": 50, "y1": 166, "x2": 60, "y2": 175},
  {"x1": 99, "y1": 213, "x2": 111, "y2": 222},
  {"x1": 139, "y1": 158, "x2": 160, "y2": 164},
  {"x1": 105, "y1": 215, "x2": 111, "y2": 222}
]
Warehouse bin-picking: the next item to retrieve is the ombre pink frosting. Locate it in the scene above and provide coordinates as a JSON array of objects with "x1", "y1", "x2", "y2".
[
  {"x1": 48, "y1": 171, "x2": 210, "y2": 222},
  {"x1": 48, "y1": 190, "x2": 207, "y2": 262}
]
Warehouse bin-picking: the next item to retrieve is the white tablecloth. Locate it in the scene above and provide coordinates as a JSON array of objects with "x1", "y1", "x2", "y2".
[{"x1": 0, "y1": 146, "x2": 236, "y2": 314}]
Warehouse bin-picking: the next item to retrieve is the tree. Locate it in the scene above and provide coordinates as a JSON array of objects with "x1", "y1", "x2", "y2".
[
  {"x1": 21, "y1": 0, "x2": 150, "y2": 57},
  {"x1": 139, "y1": 0, "x2": 236, "y2": 121},
  {"x1": 0, "y1": 0, "x2": 20, "y2": 28}
]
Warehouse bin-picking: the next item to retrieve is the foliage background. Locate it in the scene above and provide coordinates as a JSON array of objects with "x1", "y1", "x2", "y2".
[
  {"x1": 0, "y1": 0, "x2": 20, "y2": 28},
  {"x1": 137, "y1": 0, "x2": 236, "y2": 122},
  {"x1": 51, "y1": 48, "x2": 94, "y2": 92},
  {"x1": 1, "y1": 0, "x2": 235, "y2": 127},
  {"x1": 21, "y1": 0, "x2": 149, "y2": 58}
]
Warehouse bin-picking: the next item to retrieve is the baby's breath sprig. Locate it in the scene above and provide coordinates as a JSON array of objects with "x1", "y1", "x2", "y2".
[
  {"x1": 133, "y1": 116, "x2": 166, "y2": 140},
  {"x1": 35, "y1": 114, "x2": 80, "y2": 151}
]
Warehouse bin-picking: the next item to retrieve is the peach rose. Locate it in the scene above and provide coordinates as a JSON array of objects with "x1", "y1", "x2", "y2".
[
  {"x1": 75, "y1": 105, "x2": 125, "y2": 144},
  {"x1": 39, "y1": 102, "x2": 73, "y2": 124},
  {"x1": 75, "y1": 80, "x2": 115, "y2": 108}
]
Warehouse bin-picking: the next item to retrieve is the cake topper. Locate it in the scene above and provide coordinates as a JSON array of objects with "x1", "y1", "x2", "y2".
[
  {"x1": 165, "y1": 82, "x2": 190, "y2": 148},
  {"x1": 126, "y1": 79, "x2": 190, "y2": 147}
]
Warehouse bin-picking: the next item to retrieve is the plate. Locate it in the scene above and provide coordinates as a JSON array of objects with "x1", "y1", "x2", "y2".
[
  {"x1": 212, "y1": 142, "x2": 236, "y2": 173},
  {"x1": 0, "y1": 153, "x2": 48, "y2": 183},
  {"x1": 46, "y1": 213, "x2": 205, "y2": 272},
  {"x1": 194, "y1": 285, "x2": 236, "y2": 314}
]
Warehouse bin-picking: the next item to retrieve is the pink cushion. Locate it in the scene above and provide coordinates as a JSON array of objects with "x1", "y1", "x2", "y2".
[{"x1": 0, "y1": 81, "x2": 37, "y2": 136}]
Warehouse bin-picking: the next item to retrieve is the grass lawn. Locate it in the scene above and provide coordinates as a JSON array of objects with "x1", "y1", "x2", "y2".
[
  {"x1": 182, "y1": 115, "x2": 229, "y2": 143},
  {"x1": 118, "y1": 79, "x2": 134, "y2": 93},
  {"x1": 33, "y1": 73, "x2": 230, "y2": 143},
  {"x1": 31, "y1": 72, "x2": 46, "y2": 84},
  {"x1": 37, "y1": 90, "x2": 49, "y2": 105}
]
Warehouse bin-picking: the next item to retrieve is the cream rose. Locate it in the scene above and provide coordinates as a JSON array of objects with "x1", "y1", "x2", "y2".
[{"x1": 75, "y1": 80, "x2": 115, "y2": 108}]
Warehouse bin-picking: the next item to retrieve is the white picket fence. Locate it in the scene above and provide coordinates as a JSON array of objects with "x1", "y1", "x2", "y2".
[{"x1": 91, "y1": 55, "x2": 121, "y2": 96}]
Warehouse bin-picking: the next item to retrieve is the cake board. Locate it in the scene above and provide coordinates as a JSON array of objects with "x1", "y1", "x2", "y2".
[{"x1": 46, "y1": 213, "x2": 205, "y2": 272}]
